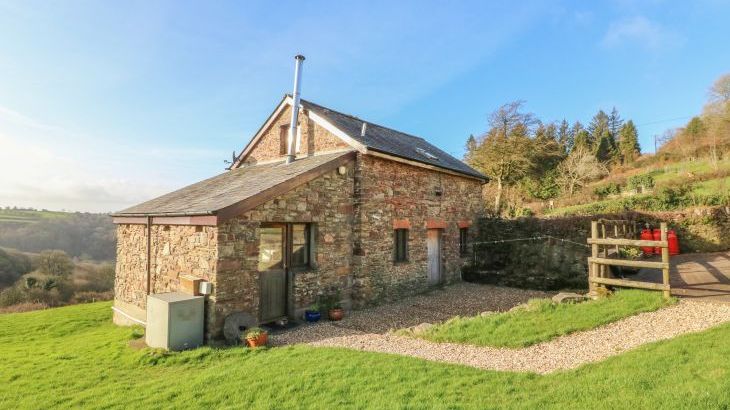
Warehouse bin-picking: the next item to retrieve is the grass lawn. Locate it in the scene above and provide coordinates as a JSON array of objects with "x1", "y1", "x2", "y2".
[
  {"x1": 3, "y1": 300, "x2": 730, "y2": 409},
  {"x1": 406, "y1": 290, "x2": 675, "y2": 348}
]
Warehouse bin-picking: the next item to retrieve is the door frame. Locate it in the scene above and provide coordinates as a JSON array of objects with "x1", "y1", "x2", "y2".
[{"x1": 258, "y1": 223, "x2": 310, "y2": 323}]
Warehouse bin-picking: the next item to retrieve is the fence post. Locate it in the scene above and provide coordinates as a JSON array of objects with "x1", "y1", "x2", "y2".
[
  {"x1": 590, "y1": 221, "x2": 599, "y2": 294},
  {"x1": 660, "y1": 222, "x2": 670, "y2": 299}
]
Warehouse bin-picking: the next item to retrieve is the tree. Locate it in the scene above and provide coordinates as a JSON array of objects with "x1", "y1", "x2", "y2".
[
  {"x1": 572, "y1": 122, "x2": 591, "y2": 151},
  {"x1": 618, "y1": 120, "x2": 641, "y2": 164},
  {"x1": 556, "y1": 147, "x2": 609, "y2": 195},
  {"x1": 709, "y1": 73, "x2": 730, "y2": 104},
  {"x1": 608, "y1": 107, "x2": 624, "y2": 141},
  {"x1": 36, "y1": 250, "x2": 73, "y2": 277},
  {"x1": 557, "y1": 119, "x2": 573, "y2": 154},
  {"x1": 466, "y1": 101, "x2": 538, "y2": 214},
  {"x1": 588, "y1": 110, "x2": 618, "y2": 162},
  {"x1": 594, "y1": 128, "x2": 616, "y2": 162}
]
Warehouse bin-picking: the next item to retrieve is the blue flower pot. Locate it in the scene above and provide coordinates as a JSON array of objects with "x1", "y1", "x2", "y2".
[{"x1": 304, "y1": 310, "x2": 321, "y2": 323}]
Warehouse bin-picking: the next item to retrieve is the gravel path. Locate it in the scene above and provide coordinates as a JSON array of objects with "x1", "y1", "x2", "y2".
[
  {"x1": 309, "y1": 300, "x2": 730, "y2": 374},
  {"x1": 270, "y1": 283, "x2": 552, "y2": 346}
]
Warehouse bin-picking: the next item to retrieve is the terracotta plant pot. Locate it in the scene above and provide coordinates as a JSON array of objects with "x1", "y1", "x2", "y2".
[
  {"x1": 328, "y1": 308, "x2": 344, "y2": 321},
  {"x1": 245, "y1": 333, "x2": 268, "y2": 347}
]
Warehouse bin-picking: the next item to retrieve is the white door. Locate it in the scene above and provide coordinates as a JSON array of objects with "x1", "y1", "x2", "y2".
[{"x1": 427, "y1": 229, "x2": 442, "y2": 285}]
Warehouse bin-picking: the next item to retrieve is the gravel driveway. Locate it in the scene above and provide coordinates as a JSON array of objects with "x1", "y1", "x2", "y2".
[
  {"x1": 310, "y1": 300, "x2": 730, "y2": 373},
  {"x1": 269, "y1": 283, "x2": 730, "y2": 374},
  {"x1": 270, "y1": 283, "x2": 552, "y2": 345}
]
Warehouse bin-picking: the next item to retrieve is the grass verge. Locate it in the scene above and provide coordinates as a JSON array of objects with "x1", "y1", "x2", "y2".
[{"x1": 406, "y1": 289, "x2": 675, "y2": 348}]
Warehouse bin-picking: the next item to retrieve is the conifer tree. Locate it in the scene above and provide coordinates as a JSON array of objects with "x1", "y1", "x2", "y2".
[
  {"x1": 618, "y1": 120, "x2": 641, "y2": 164},
  {"x1": 557, "y1": 119, "x2": 573, "y2": 154},
  {"x1": 608, "y1": 107, "x2": 624, "y2": 141}
]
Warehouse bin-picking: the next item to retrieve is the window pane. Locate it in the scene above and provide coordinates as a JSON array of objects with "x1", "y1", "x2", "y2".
[
  {"x1": 258, "y1": 227, "x2": 284, "y2": 271},
  {"x1": 395, "y1": 229, "x2": 408, "y2": 262},
  {"x1": 291, "y1": 224, "x2": 309, "y2": 267},
  {"x1": 460, "y1": 228, "x2": 468, "y2": 255}
]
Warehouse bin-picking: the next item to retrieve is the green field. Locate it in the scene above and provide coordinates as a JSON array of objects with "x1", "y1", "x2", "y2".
[
  {"x1": 0, "y1": 208, "x2": 70, "y2": 224},
  {"x1": 3, "y1": 301, "x2": 730, "y2": 409},
  {"x1": 407, "y1": 290, "x2": 674, "y2": 348}
]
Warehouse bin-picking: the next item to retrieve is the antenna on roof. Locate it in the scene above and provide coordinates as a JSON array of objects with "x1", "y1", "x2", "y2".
[
  {"x1": 224, "y1": 150, "x2": 237, "y2": 168},
  {"x1": 361, "y1": 122, "x2": 367, "y2": 137}
]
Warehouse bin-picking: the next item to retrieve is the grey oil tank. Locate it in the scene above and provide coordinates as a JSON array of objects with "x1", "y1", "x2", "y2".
[{"x1": 145, "y1": 292, "x2": 204, "y2": 350}]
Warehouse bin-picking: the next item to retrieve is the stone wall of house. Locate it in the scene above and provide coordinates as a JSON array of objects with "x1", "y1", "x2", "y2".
[
  {"x1": 212, "y1": 162, "x2": 355, "y2": 338},
  {"x1": 242, "y1": 105, "x2": 350, "y2": 165},
  {"x1": 114, "y1": 224, "x2": 218, "y2": 312},
  {"x1": 351, "y1": 154, "x2": 484, "y2": 306}
]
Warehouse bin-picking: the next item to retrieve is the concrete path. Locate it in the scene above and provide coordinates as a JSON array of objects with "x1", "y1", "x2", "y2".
[{"x1": 635, "y1": 251, "x2": 730, "y2": 302}]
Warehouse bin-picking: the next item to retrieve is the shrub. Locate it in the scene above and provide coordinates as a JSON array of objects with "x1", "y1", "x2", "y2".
[
  {"x1": 627, "y1": 173, "x2": 656, "y2": 192},
  {"x1": 594, "y1": 182, "x2": 622, "y2": 198},
  {"x1": 0, "y1": 286, "x2": 27, "y2": 307}
]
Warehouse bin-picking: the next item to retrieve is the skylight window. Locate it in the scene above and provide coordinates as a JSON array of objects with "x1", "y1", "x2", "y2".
[{"x1": 415, "y1": 147, "x2": 439, "y2": 161}]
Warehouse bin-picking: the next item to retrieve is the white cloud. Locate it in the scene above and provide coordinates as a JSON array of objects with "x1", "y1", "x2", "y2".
[
  {"x1": 0, "y1": 106, "x2": 222, "y2": 213},
  {"x1": 601, "y1": 16, "x2": 683, "y2": 50}
]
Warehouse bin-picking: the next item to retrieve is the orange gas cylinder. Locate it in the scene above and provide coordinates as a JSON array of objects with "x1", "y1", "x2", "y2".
[
  {"x1": 640, "y1": 228, "x2": 654, "y2": 256},
  {"x1": 667, "y1": 230, "x2": 680, "y2": 256},
  {"x1": 652, "y1": 229, "x2": 662, "y2": 254}
]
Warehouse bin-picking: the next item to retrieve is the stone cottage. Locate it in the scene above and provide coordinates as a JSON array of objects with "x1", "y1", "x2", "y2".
[{"x1": 111, "y1": 94, "x2": 486, "y2": 340}]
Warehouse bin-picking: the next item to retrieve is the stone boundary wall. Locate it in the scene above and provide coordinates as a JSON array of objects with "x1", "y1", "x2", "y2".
[{"x1": 464, "y1": 206, "x2": 730, "y2": 291}]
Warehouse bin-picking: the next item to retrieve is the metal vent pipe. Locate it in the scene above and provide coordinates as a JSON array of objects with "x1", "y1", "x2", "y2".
[{"x1": 286, "y1": 55, "x2": 305, "y2": 164}]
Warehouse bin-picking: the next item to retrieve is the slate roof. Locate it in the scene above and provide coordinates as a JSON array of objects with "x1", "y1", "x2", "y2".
[
  {"x1": 112, "y1": 151, "x2": 352, "y2": 216},
  {"x1": 299, "y1": 98, "x2": 486, "y2": 180}
]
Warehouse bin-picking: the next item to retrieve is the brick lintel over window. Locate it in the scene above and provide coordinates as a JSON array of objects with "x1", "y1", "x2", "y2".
[
  {"x1": 458, "y1": 220, "x2": 472, "y2": 229},
  {"x1": 425, "y1": 219, "x2": 447, "y2": 229},
  {"x1": 392, "y1": 219, "x2": 411, "y2": 229}
]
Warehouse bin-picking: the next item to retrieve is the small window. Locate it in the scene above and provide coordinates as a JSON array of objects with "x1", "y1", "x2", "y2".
[
  {"x1": 279, "y1": 125, "x2": 289, "y2": 155},
  {"x1": 290, "y1": 224, "x2": 310, "y2": 268},
  {"x1": 459, "y1": 228, "x2": 469, "y2": 256},
  {"x1": 394, "y1": 229, "x2": 408, "y2": 263}
]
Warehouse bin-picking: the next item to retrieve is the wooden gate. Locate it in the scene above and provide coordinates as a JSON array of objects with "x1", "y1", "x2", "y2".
[{"x1": 587, "y1": 219, "x2": 671, "y2": 299}]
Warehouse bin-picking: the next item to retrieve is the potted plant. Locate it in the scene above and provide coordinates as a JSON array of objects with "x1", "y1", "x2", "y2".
[
  {"x1": 242, "y1": 327, "x2": 268, "y2": 348},
  {"x1": 304, "y1": 302, "x2": 321, "y2": 323},
  {"x1": 319, "y1": 291, "x2": 344, "y2": 321},
  {"x1": 611, "y1": 247, "x2": 642, "y2": 277}
]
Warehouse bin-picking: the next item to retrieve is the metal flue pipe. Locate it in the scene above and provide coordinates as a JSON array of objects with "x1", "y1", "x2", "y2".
[{"x1": 286, "y1": 54, "x2": 305, "y2": 164}]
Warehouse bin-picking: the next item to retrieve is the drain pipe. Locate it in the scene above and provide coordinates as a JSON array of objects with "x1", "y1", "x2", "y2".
[
  {"x1": 146, "y1": 216, "x2": 152, "y2": 295},
  {"x1": 286, "y1": 55, "x2": 305, "y2": 164}
]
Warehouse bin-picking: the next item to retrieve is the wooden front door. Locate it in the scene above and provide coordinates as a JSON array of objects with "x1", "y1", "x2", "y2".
[
  {"x1": 427, "y1": 229, "x2": 442, "y2": 285},
  {"x1": 259, "y1": 224, "x2": 287, "y2": 322}
]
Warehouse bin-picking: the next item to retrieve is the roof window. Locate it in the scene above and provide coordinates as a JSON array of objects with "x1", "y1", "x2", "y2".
[{"x1": 415, "y1": 147, "x2": 439, "y2": 161}]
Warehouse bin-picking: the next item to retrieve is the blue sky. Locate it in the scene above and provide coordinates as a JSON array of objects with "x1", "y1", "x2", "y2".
[{"x1": 1, "y1": 0, "x2": 729, "y2": 212}]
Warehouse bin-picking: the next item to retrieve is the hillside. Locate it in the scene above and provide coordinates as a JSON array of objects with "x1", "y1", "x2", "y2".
[
  {"x1": 544, "y1": 157, "x2": 730, "y2": 216},
  {"x1": 465, "y1": 72, "x2": 730, "y2": 219},
  {"x1": 0, "y1": 208, "x2": 116, "y2": 261}
]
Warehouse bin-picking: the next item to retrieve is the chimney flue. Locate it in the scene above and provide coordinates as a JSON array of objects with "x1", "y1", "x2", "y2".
[{"x1": 286, "y1": 55, "x2": 305, "y2": 164}]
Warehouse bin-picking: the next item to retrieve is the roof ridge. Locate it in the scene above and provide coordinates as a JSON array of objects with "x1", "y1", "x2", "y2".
[{"x1": 299, "y1": 98, "x2": 426, "y2": 142}]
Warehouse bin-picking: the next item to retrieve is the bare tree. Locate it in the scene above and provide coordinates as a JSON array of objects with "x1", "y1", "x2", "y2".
[
  {"x1": 556, "y1": 147, "x2": 609, "y2": 195},
  {"x1": 467, "y1": 101, "x2": 538, "y2": 213},
  {"x1": 709, "y1": 73, "x2": 730, "y2": 104}
]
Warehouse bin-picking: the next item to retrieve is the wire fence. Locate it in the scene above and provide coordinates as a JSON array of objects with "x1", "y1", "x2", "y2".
[{"x1": 472, "y1": 235, "x2": 590, "y2": 249}]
